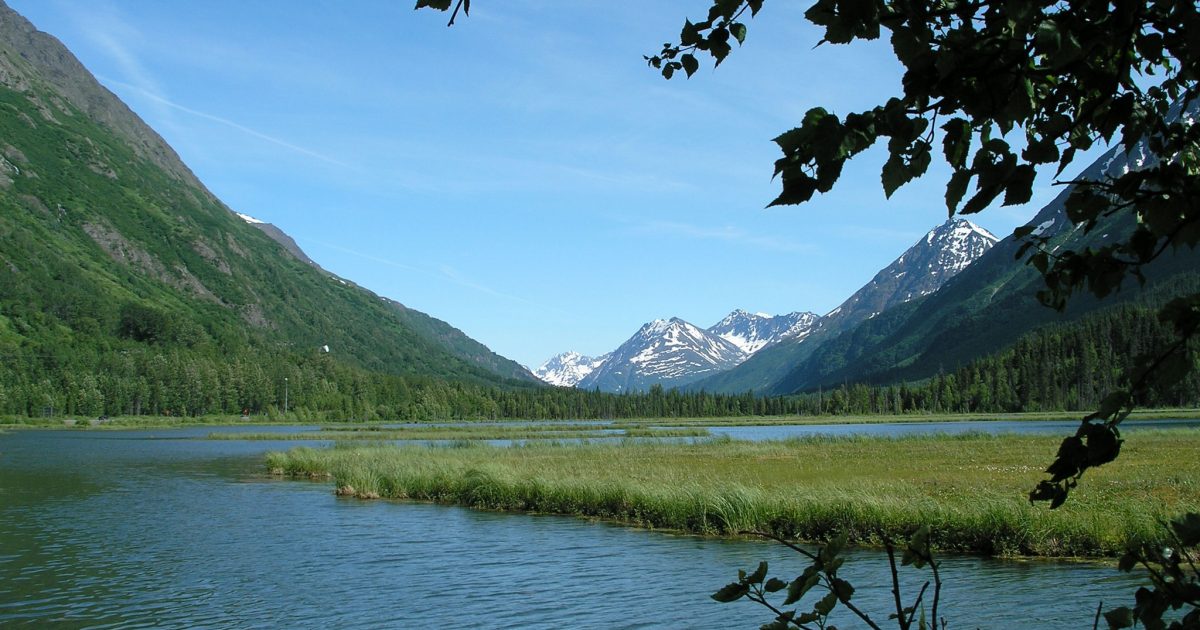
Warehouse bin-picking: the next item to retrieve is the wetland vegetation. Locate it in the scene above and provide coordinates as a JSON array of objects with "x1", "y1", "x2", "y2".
[{"x1": 267, "y1": 430, "x2": 1200, "y2": 558}]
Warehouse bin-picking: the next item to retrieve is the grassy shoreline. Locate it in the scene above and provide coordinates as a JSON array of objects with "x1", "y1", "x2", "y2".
[
  {"x1": 4, "y1": 407, "x2": 1198, "y2": 431},
  {"x1": 266, "y1": 431, "x2": 1200, "y2": 559}
]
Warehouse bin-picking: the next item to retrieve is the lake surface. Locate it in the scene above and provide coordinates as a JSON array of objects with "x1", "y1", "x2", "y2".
[
  {"x1": 0, "y1": 427, "x2": 1163, "y2": 628},
  {"x1": 705, "y1": 417, "x2": 1200, "y2": 441}
]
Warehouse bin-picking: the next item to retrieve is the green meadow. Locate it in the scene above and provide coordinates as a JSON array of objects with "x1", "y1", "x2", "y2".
[{"x1": 267, "y1": 430, "x2": 1200, "y2": 558}]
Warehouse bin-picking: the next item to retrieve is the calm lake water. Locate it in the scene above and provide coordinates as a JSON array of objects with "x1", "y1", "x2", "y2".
[{"x1": 0, "y1": 425, "x2": 1172, "y2": 628}]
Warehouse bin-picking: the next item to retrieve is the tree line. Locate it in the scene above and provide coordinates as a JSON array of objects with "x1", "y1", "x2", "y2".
[
  {"x1": 3, "y1": 300, "x2": 1197, "y2": 422},
  {"x1": 794, "y1": 302, "x2": 1200, "y2": 416}
]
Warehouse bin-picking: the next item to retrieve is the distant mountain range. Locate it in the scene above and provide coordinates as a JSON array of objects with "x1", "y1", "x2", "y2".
[
  {"x1": 534, "y1": 310, "x2": 821, "y2": 391},
  {"x1": 692, "y1": 219, "x2": 999, "y2": 394},
  {"x1": 700, "y1": 104, "x2": 1199, "y2": 397},
  {"x1": 536, "y1": 219, "x2": 997, "y2": 392}
]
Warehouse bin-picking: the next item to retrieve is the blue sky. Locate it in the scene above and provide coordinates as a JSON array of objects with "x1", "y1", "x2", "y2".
[{"x1": 11, "y1": 0, "x2": 1104, "y2": 369}]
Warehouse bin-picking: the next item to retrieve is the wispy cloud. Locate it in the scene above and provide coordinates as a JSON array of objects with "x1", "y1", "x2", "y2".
[
  {"x1": 64, "y1": 1, "x2": 176, "y2": 125},
  {"x1": 303, "y1": 238, "x2": 538, "y2": 306},
  {"x1": 438, "y1": 265, "x2": 538, "y2": 306},
  {"x1": 63, "y1": 0, "x2": 347, "y2": 169},
  {"x1": 632, "y1": 220, "x2": 814, "y2": 253},
  {"x1": 303, "y1": 238, "x2": 425, "y2": 273},
  {"x1": 98, "y1": 76, "x2": 349, "y2": 168}
]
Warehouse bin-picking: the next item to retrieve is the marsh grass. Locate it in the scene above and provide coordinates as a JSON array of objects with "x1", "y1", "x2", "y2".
[{"x1": 266, "y1": 430, "x2": 1200, "y2": 558}]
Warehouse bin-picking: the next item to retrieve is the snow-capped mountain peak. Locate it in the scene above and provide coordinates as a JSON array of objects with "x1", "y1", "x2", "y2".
[
  {"x1": 920, "y1": 218, "x2": 998, "y2": 278},
  {"x1": 575, "y1": 317, "x2": 744, "y2": 392},
  {"x1": 540, "y1": 218, "x2": 996, "y2": 393},
  {"x1": 706, "y1": 310, "x2": 821, "y2": 355},
  {"x1": 819, "y1": 218, "x2": 997, "y2": 331},
  {"x1": 533, "y1": 351, "x2": 608, "y2": 387}
]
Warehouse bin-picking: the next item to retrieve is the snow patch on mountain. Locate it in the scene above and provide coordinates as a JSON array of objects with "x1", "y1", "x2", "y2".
[
  {"x1": 708, "y1": 309, "x2": 821, "y2": 355},
  {"x1": 575, "y1": 317, "x2": 745, "y2": 392},
  {"x1": 825, "y1": 218, "x2": 997, "y2": 325},
  {"x1": 533, "y1": 351, "x2": 608, "y2": 387}
]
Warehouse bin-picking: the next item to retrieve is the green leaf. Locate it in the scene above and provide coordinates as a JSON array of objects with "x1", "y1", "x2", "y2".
[
  {"x1": 1170, "y1": 512, "x2": 1200, "y2": 546},
  {"x1": 814, "y1": 591, "x2": 839, "y2": 616},
  {"x1": 747, "y1": 561, "x2": 769, "y2": 584},
  {"x1": 941, "y1": 118, "x2": 972, "y2": 169},
  {"x1": 414, "y1": 0, "x2": 453, "y2": 10},
  {"x1": 681, "y1": 53, "x2": 699, "y2": 78},
  {"x1": 680, "y1": 20, "x2": 703, "y2": 46},
  {"x1": 765, "y1": 577, "x2": 789, "y2": 593},
  {"x1": 711, "y1": 581, "x2": 749, "y2": 603},
  {"x1": 768, "y1": 171, "x2": 819, "y2": 207},
  {"x1": 1013, "y1": 225, "x2": 1036, "y2": 239},
  {"x1": 731, "y1": 22, "x2": 747, "y2": 45},
  {"x1": 1117, "y1": 551, "x2": 1139, "y2": 573},
  {"x1": 1103, "y1": 606, "x2": 1134, "y2": 629},
  {"x1": 945, "y1": 170, "x2": 971, "y2": 213},
  {"x1": 1002, "y1": 165, "x2": 1036, "y2": 206},
  {"x1": 831, "y1": 578, "x2": 855, "y2": 601},
  {"x1": 785, "y1": 570, "x2": 821, "y2": 605},
  {"x1": 882, "y1": 153, "x2": 910, "y2": 198}
]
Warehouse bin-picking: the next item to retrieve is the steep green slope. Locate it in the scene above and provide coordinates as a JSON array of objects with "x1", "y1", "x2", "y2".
[
  {"x1": 699, "y1": 131, "x2": 1196, "y2": 397},
  {"x1": 240, "y1": 216, "x2": 535, "y2": 382},
  {"x1": 0, "y1": 1, "x2": 535, "y2": 413},
  {"x1": 773, "y1": 167, "x2": 1199, "y2": 394}
]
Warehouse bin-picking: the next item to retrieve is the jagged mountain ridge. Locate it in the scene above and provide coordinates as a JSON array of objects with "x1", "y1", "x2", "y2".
[
  {"x1": 574, "y1": 318, "x2": 746, "y2": 392},
  {"x1": 534, "y1": 351, "x2": 609, "y2": 387},
  {"x1": 538, "y1": 219, "x2": 996, "y2": 393},
  {"x1": 0, "y1": 1, "x2": 537, "y2": 392},
  {"x1": 536, "y1": 310, "x2": 820, "y2": 391},
  {"x1": 765, "y1": 108, "x2": 1200, "y2": 396},
  {"x1": 821, "y1": 219, "x2": 997, "y2": 329},
  {"x1": 689, "y1": 219, "x2": 998, "y2": 394},
  {"x1": 709, "y1": 309, "x2": 821, "y2": 355}
]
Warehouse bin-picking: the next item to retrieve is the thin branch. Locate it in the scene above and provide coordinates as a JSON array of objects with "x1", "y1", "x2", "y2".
[
  {"x1": 930, "y1": 557, "x2": 942, "y2": 628},
  {"x1": 836, "y1": 590, "x2": 884, "y2": 630},
  {"x1": 906, "y1": 581, "x2": 931, "y2": 627},
  {"x1": 446, "y1": 0, "x2": 468, "y2": 26},
  {"x1": 741, "y1": 530, "x2": 820, "y2": 561},
  {"x1": 885, "y1": 543, "x2": 910, "y2": 630},
  {"x1": 746, "y1": 588, "x2": 817, "y2": 630}
]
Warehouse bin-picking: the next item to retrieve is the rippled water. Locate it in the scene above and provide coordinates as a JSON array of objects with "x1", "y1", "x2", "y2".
[
  {"x1": 706, "y1": 417, "x2": 1200, "y2": 441},
  {"x1": 0, "y1": 428, "x2": 1162, "y2": 628}
]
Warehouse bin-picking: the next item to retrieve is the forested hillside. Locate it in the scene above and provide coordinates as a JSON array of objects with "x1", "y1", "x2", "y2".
[
  {"x1": 791, "y1": 289, "x2": 1200, "y2": 415},
  {"x1": 0, "y1": 1, "x2": 541, "y2": 419}
]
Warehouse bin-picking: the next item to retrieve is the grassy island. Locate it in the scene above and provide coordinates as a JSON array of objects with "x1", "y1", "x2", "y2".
[{"x1": 267, "y1": 431, "x2": 1200, "y2": 558}]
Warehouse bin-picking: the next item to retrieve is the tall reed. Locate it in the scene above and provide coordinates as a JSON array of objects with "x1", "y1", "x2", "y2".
[{"x1": 266, "y1": 431, "x2": 1200, "y2": 557}]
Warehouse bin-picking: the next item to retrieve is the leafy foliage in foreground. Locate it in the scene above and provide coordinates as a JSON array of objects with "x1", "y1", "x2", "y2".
[
  {"x1": 714, "y1": 528, "x2": 942, "y2": 630},
  {"x1": 1105, "y1": 513, "x2": 1200, "y2": 630},
  {"x1": 645, "y1": 0, "x2": 1200, "y2": 511}
]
